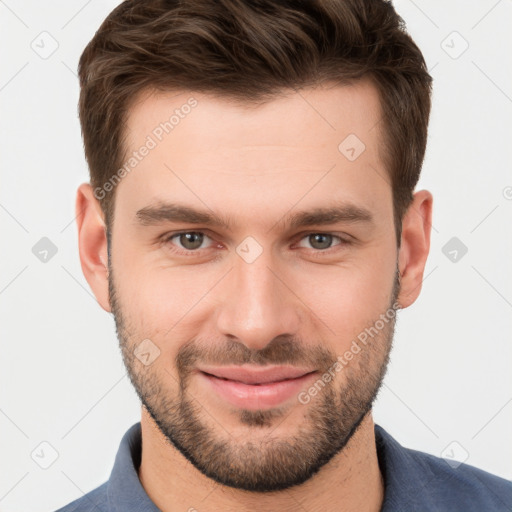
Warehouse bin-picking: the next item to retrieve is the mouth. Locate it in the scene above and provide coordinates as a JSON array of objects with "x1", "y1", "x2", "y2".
[
  {"x1": 197, "y1": 365, "x2": 316, "y2": 385},
  {"x1": 196, "y1": 365, "x2": 318, "y2": 410}
]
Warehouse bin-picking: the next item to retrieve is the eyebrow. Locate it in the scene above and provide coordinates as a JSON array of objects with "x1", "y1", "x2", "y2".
[
  {"x1": 135, "y1": 202, "x2": 374, "y2": 230},
  {"x1": 287, "y1": 204, "x2": 373, "y2": 229},
  {"x1": 136, "y1": 203, "x2": 232, "y2": 229}
]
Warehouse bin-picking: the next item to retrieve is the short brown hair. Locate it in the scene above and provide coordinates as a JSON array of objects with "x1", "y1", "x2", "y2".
[{"x1": 78, "y1": 0, "x2": 432, "y2": 243}]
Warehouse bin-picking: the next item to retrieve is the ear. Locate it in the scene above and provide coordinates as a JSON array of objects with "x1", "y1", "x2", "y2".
[
  {"x1": 76, "y1": 183, "x2": 111, "y2": 312},
  {"x1": 397, "y1": 190, "x2": 433, "y2": 309}
]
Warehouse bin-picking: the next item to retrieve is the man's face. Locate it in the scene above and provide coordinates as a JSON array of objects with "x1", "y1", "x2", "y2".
[{"x1": 108, "y1": 80, "x2": 400, "y2": 491}]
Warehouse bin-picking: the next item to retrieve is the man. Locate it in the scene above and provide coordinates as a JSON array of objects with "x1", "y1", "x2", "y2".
[{"x1": 57, "y1": 0, "x2": 512, "y2": 510}]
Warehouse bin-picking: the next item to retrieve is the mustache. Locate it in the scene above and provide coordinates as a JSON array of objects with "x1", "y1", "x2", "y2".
[{"x1": 175, "y1": 335, "x2": 337, "y2": 374}]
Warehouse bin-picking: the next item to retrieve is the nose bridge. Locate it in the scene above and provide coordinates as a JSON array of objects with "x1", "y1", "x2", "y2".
[
  {"x1": 236, "y1": 254, "x2": 277, "y2": 315},
  {"x1": 215, "y1": 247, "x2": 300, "y2": 350}
]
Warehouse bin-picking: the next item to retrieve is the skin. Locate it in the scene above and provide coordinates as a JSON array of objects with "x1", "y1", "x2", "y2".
[{"x1": 76, "y1": 79, "x2": 432, "y2": 511}]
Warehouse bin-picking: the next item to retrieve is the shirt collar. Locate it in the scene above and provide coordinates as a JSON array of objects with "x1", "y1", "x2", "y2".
[
  {"x1": 107, "y1": 422, "x2": 160, "y2": 512},
  {"x1": 375, "y1": 424, "x2": 439, "y2": 511}
]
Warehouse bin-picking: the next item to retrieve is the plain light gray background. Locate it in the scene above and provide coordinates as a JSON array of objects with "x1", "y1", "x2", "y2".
[{"x1": 1, "y1": 1, "x2": 511, "y2": 511}]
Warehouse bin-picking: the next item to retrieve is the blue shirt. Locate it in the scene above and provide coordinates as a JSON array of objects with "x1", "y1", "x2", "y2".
[{"x1": 55, "y1": 422, "x2": 512, "y2": 511}]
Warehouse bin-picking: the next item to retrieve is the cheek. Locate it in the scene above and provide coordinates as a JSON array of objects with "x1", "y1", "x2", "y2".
[
  {"x1": 113, "y1": 253, "x2": 222, "y2": 341},
  {"x1": 291, "y1": 249, "x2": 396, "y2": 343}
]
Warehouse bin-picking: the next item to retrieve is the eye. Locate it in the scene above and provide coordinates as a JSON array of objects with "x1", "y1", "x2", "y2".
[
  {"x1": 164, "y1": 231, "x2": 213, "y2": 251},
  {"x1": 297, "y1": 233, "x2": 346, "y2": 250}
]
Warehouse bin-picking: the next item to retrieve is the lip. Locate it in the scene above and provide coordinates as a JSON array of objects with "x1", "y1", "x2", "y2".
[
  {"x1": 196, "y1": 365, "x2": 318, "y2": 410},
  {"x1": 197, "y1": 365, "x2": 315, "y2": 384}
]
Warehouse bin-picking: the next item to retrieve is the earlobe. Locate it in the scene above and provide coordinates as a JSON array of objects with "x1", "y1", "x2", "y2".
[
  {"x1": 75, "y1": 183, "x2": 112, "y2": 312},
  {"x1": 397, "y1": 190, "x2": 433, "y2": 309}
]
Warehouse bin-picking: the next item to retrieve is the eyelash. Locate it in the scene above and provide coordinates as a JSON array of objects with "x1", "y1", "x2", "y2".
[{"x1": 160, "y1": 231, "x2": 352, "y2": 256}]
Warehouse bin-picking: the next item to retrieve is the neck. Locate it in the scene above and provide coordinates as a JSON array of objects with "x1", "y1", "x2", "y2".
[{"x1": 138, "y1": 407, "x2": 384, "y2": 512}]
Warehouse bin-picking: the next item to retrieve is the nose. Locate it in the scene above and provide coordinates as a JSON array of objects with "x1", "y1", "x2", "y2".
[{"x1": 215, "y1": 250, "x2": 301, "y2": 351}]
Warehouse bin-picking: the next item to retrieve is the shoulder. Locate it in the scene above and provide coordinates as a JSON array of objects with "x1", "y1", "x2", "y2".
[
  {"x1": 376, "y1": 425, "x2": 512, "y2": 511},
  {"x1": 407, "y1": 445, "x2": 512, "y2": 509},
  {"x1": 53, "y1": 482, "x2": 108, "y2": 512}
]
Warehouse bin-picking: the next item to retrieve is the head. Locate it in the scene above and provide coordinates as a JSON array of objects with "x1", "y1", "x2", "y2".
[{"x1": 76, "y1": 0, "x2": 433, "y2": 493}]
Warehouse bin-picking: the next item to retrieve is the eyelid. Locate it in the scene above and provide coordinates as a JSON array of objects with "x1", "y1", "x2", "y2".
[
  {"x1": 294, "y1": 233, "x2": 351, "y2": 250},
  {"x1": 161, "y1": 230, "x2": 216, "y2": 252}
]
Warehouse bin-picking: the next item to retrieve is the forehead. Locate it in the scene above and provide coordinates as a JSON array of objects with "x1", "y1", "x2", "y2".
[
  {"x1": 116, "y1": 80, "x2": 391, "y2": 226},
  {"x1": 124, "y1": 79, "x2": 383, "y2": 156}
]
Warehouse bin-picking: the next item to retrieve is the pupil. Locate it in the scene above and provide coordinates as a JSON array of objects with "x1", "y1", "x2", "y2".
[
  {"x1": 180, "y1": 232, "x2": 203, "y2": 250},
  {"x1": 310, "y1": 233, "x2": 332, "y2": 250}
]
